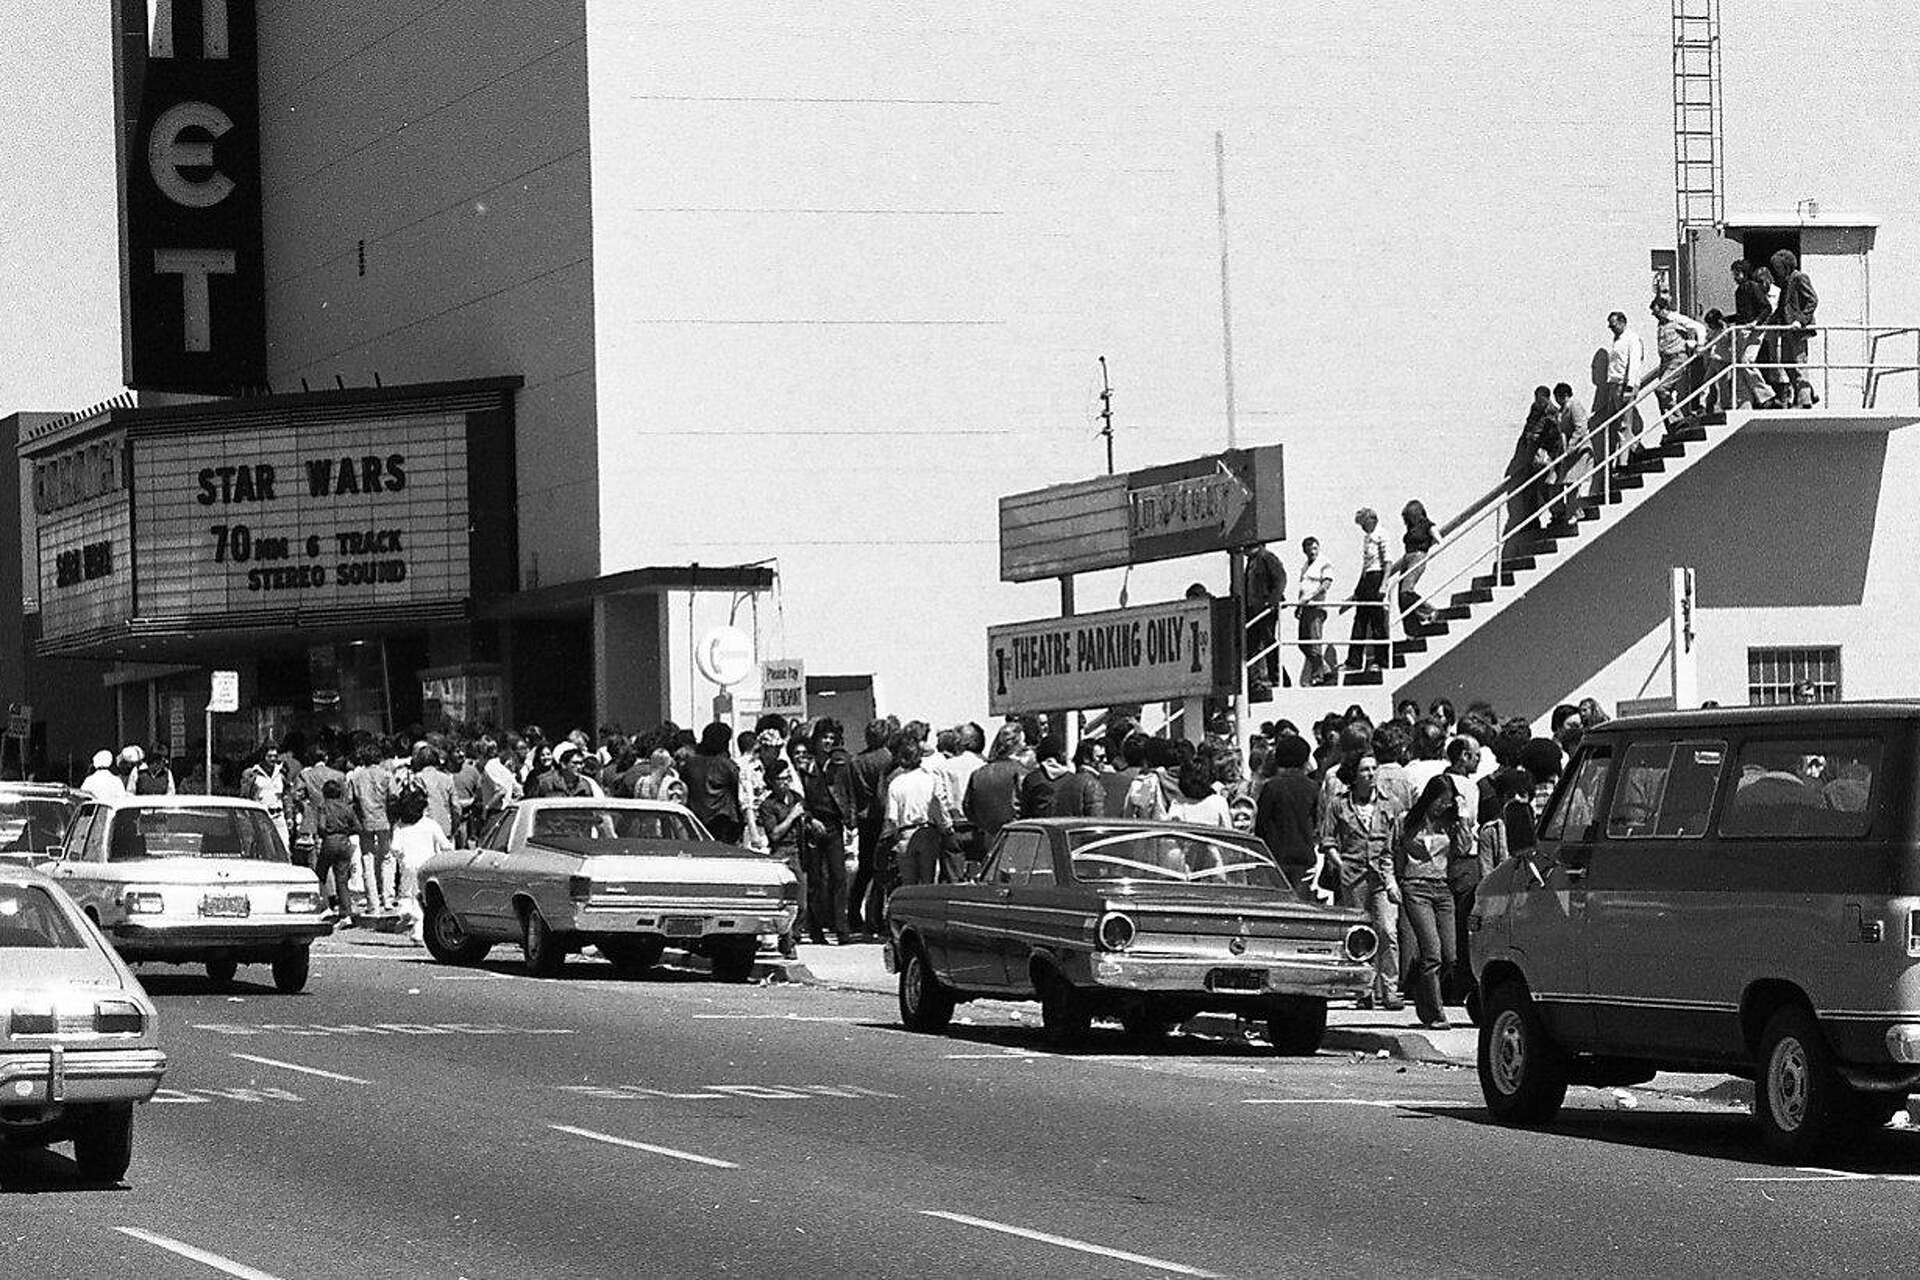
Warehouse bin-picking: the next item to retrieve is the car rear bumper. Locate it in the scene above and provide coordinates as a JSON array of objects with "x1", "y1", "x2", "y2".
[
  {"x1": 0, "y1": 1048, "x2": 167, "y2": 1106},
  {"x1": 109, "y1": 920, "x2": 332, "y2": 958},
  {"x1": 569, "y1": 903, "x2": 797, "y2": 940},
  {"x1": 1088, "y1": 954, "x2": 1373, "y2": 1000}
]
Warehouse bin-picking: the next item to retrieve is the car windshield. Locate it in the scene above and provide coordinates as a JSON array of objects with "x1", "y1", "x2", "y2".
[
  {"x1": 528, "y1": 809, "x2": 704, "y2": 845},
  {"x1": 0, "y1": 885, "x2": 86, "y2": 948},
  {"x1": 1066, "y1": 827, "x2": 1290, "y2": 889},
  {"x1": 108, "y1": 808, "x2": 288, "y2": 863},
  {"x1": 0, "y1": 798, "x2": 75, "y2": 856}
]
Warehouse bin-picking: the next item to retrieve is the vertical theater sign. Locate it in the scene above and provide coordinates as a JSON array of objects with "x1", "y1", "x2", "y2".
[{"x1": 112, "y1": 0, "x2": 266, "y2": 393}]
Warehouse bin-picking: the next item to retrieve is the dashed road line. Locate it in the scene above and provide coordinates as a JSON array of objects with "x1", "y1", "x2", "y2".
[
  {"x1": 229, "y1": 1053, "x2": 373, "y2": 1085},
  {"x1": 548, "y1": 1123, "x2": 740, "y2": 1169},
  {"x1": 113, "y1": 1227, "x2": 286, "y2": 1280},
  {"x1": 918, "y1": 1210, "x2": 1221, "y2": 1277}
]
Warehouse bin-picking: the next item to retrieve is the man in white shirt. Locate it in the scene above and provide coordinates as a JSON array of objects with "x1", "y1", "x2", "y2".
[
  {"x1": 885, "y1": 740, "x2": 953, "y2": 888},
  {"x1": 80, "y1": 751, "x2": 125, "y2": 800},
  {"x1": 1598, "y1": 310, "x2": 1647, "y2": 461},
  {"x1": 1296, "y1": 537, "x2": 1336, "y2": 686},
  {"x1": 1649, "y1": 296, "x2": 1708, "y2": 436}
]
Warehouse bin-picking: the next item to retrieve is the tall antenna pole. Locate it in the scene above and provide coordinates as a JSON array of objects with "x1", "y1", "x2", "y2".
[
  {"x1": 1215, "y1": 131, "x2": 1240, "y2": 449},
  {"x1": 1097, "y1": 356, "x2": 1115, "y2": 475}
]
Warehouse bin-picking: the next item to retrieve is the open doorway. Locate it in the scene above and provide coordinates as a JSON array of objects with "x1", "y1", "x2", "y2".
[{"x1": 1738, "y1": 228, "x2": 1801, "y2": 276}]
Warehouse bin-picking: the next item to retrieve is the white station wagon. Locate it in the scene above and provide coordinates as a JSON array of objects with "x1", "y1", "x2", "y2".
[
  {"x1": 45, "y1": 795, "x2": 332, "y2": 993},
  {"x1": 418, "y1": 798, "x2": 798, "y2": 981}
]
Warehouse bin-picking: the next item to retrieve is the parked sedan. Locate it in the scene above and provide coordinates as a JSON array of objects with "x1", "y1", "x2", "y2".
[
  {"x1": 45, "y1": 795, "x2": 332, "y2": 993},
  {"x1": 885, "y1": 819, "x2": 1379, "y2": 1053},
  {"x1": 0, "y1": 863, "x2": 167, "y2": 1183},
  {"x1": 418, "y1": 799, "x2": 798, "y2": 981},
  {"x1": 0, "y1": 783, "x2": 85, "y2": 867}
]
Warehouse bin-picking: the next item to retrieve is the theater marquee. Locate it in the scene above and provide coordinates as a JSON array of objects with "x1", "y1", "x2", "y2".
[{"x1": 25, "y1": 380, "x2": 519, "y2": 654}]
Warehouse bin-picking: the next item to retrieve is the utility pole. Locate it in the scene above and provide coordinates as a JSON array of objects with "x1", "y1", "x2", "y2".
[
  {"x1": 1215, "y1": 131, "x2": 1239, "y2": 449},
  {"x1": 1097, "y1": 356, "x2": 1115, "y2": 475}
]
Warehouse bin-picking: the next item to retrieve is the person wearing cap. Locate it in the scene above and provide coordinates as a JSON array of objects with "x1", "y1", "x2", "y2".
[
  {"x1": 532, "y1": 741, "x2": 599, "y2": 799},
  {"x1": 116, "y1": 745, "x2": 146, "y2": 792},
  {"x1": 81, "y1": 750, "x2": 126, "y2": 800}
]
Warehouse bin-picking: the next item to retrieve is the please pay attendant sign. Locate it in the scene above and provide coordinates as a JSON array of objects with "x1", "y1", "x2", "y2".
[{"x1": 986, "y1": 597, "x2": 1232, "y2": 715}]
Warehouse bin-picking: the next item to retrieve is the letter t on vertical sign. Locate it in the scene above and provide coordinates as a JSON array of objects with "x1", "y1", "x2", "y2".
[{"x1": 114, "y1": 0, "x2": 266, "y2": 392}]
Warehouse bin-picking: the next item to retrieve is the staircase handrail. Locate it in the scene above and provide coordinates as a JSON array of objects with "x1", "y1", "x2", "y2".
[{"x1": 1385, "y1": 343, "x2": 1731, "y2": 635}]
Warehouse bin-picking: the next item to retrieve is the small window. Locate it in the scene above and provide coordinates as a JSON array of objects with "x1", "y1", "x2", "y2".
[
  {"x1": 479, "y1": 810, "x2": 514, "y2": 851},
  {"x1": 1721, "y1": 736, "x2": 1880, "y2": 839},
  {"x1": 1748, "y1": 646, "x2": 1841, "y2": 706},
  {"x1": 1605, "y1": 741, "x2": 1726, "y2": 839},
  {"x1": 996, "y1": 831, "x2": 1046, "y2": 885},
  {"x1": 0, "y1": 886, "x2": 86, "y2": 949},
  {"x1": 62, "y1": 806, "x2": 100, "y2": 860},
  {"x1": 1542, "y1": 748, "x2": 1611, "y2": 842}
]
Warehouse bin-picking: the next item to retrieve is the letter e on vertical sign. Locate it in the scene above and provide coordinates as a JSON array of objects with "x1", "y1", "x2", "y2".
[{"x1": 113, "y1": 0, "x2": 266, "y2": 392}]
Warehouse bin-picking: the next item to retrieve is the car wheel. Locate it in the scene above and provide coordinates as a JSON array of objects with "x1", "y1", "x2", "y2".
[
  {"x1": 205, "y1": 958, "x2": 239, "y2": 989},
  {"x1": 709, "y1": 937, "x2": 759, "y2": 984},
  {"x1": 1478, "y1": 981, "x2": 1569, "y2": 1124},
  {"x1": 271, "y1": 946, "x2": 311, "y2": 994},
  {"x1": 1265, "y1": 996, "x2": 1329, "y2": 1056},
  {"x1": 71, "y1": 1104, "x2": 134, "y2": 1184},
  {"x1": 520, "y1": 906, "x2": 566, "y2": 978},
  {"x1": 600, "y1": 937, "x2": 666, "y2": 978},
  {"x1": 423, "y1": 894, "x2": 490, "y2": 966},
  {"x1": 898, "y1": 944, "x2": 955, "y2": 1034},
  {"x1": 1756, "y1": 1005, "x2": 1849, "y2": 1158},
  {"x1": 1039, "y1": 972, "x2": 1092, "y2": 1047}
]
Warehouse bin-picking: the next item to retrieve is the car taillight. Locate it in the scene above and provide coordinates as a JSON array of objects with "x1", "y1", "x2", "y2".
[
  {"x1": 124, "y1": 891, "x2": 165, "y2": 915},
  {"x1": 567, "y1": 875, "x2": 592, "y2": 902},
  {"x1": 1343, "y1": 924, "x2": 1380, "y2": 962},
  {"x1": 8, "y1": 1009, "x2": 55, "y2": 1036},
  {"x1": 1097, "y1": 911, "x2": 1135, "y2": 952},
  {"x1": 93, "y1": 1000, "x2": 145, "y2": 1034},
  {"x1": 285, "y1": 891, "x2": 325, "y2": 914}
]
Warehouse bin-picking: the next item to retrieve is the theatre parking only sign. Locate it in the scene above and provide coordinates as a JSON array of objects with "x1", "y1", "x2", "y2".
[{"x1": 987, "y1": 598, "x2": 1232, "y2": 715}]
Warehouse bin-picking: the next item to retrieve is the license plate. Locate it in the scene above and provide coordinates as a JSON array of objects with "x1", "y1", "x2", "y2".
[
  {"x1": 660, "y1": 915, "x2": 704, "y2": 938},
  {"x1": 200, "y1": 894, "x2": 251, "y2": 918},
  {"x1": 1207, "y1": 967, "x2": 1266, "y2": 993}
]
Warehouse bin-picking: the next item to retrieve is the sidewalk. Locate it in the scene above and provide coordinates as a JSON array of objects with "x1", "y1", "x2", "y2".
[{"x1": 779, "y1": 941, "x2": 1480, "y2": 1065}]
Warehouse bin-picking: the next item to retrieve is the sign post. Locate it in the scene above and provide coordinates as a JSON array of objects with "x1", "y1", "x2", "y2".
[
  {"x1": 1670, "y1": 567, "x2": 1699, "y2": 709},
  {"x1": 207, "y1": 669, "x2": 239, "y2": 792}
]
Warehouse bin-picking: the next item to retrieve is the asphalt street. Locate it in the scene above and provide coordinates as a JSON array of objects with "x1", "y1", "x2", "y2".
[{"x1": 7, "y1": 937, "x2": 1920, "y2": 1280}]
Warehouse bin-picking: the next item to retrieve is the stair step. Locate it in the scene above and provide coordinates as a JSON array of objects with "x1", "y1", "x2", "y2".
[
  {"x1": 1436, "y1": 604, "x2": 1474, "y2": 622},
  {"x1": 1341, "y1": 668, "x2": 1385, "y2": 686},
  {"x1": 1395, "y1": 636, "x2": 1428, "y2": 656},
  {"x1": 1458, "y1": 588, "x2": 1493, "y2": 605},
  {"x1": 1613, "y1": 474, "x2": 1645, "y2": 490}
]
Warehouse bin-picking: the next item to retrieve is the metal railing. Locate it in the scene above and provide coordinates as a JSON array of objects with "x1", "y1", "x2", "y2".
[{"x1": 1244, "y1": 321, "x2": 1920, "y2": 689}]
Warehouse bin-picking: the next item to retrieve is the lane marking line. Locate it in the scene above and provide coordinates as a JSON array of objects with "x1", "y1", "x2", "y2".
[
  {"x1": 113, "y1": 1227, "x2": 285, "y2": 1280},
  {"x1": 691, "y1": 1014, "x2": 863, "y2": 1022},
  {"x1": 918, "y1": 1211, "x2": 1220, "y2": 1278},
  {"x1": 229, "y1": 1053, "x2": 372, "y2": 1085},
  {"x1": 1244, "y1": 1105, "x2": 1451, "y2": 1113},
  {"x1": 1735, "y1": 1167, "x2": 1920, "y2": 1183},
  {"x1": 548, "y1": 1124, "x2": 740, "y2": 1169}
]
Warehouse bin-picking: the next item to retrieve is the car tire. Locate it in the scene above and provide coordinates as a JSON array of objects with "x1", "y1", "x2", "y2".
[
  {"x1": 1478, "y1": 981, "x2": 1569, "y2": 1125},
  {"x1": 423, "y1": 895, "x2": 490, "y2": 966},
  {"x1": 898, "y1": 944, "x2": 955, "y2": 1034},
  {"x1": 271, "y1": 946, "x2": 311, "y2": 994},
  {"x1": 520, "y1": 906, "x2": 566, "y2": 978},
  {"x1": 205, "y1": 958, "x2": 239, "y2": 989},
  {"x1": 1039, "y1": 972, "x2": 1092, "y2": 1047},
  {"x1": 71, "y1": 1104, "x2": 134, "y2": 1184},
  {"x1": 1756, "y1": 1005, "x2": 1850, "y2": 1158},
  {"x1": 1265, "y1": 996, "x2": 1329, "y2": 1056},
  {"x1": 600, "y1": 937, "x2": 666, "y2": 978},
  {"x1": 709, "y1": 938, "x2": 759, "y2": 984}
]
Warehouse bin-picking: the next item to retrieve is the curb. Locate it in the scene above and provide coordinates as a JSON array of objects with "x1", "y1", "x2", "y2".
[{"x1": 1323, "y1": 1027, "x2": 1464, "y2": 1065}]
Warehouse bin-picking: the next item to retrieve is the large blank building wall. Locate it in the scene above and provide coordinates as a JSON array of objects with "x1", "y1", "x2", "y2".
[{"x1": 258, "y1": 0, "x2": 598, "y2": 587}]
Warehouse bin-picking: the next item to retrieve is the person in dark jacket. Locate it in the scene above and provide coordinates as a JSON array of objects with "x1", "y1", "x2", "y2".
[
  {"x1": 1243, "y1": 542, "x2": 1288, "y2": 693},
  {"x1": 1254, "y1": 734, "x2": 1324, "y2": 894},
  {"x1": 1017, "y1": 735, "x2": 1069, "y2": 818},
  {"x1": 680, "y1": 722, "x2": 745, "y2": 844},
  {"x1": 1050, "y1": 739, "x2": 1108, "y2": 817},
  {"x1": 800, "y1": 724, "x2": 855, "y2": 939},
  {"x1": 1729, "y1": 259, "x2": 1780, "y2": 408},
  {"x1": 1769, "y1": 249, "x2": 1819, "y2": 407},
  {"x1": 846, "y1": 720, "x2": 895, "y2": 937},
  {"x1": 962, "y1": 723, "x2": 1026, "y2": 858}
]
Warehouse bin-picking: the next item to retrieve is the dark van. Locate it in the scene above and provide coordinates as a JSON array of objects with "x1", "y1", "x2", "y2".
[{"x1": 1471, "y1": 703, "x2": 1920, "y2": 1155}]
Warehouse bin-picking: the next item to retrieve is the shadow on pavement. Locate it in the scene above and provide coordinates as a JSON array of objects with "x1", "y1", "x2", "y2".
[
  {"x1": 0, "y1": 1144, "x2": 129, "y2": 1195},
  {"x1": 878, "y1": 1018, "x2": 1283, "y2": 1060},
  {"x1": 1407, "y1": 1103, "x2": 1920, "y2": 1172},
  {"x1": 136, "y1": 973, "x2": 282, "y2": 998}
]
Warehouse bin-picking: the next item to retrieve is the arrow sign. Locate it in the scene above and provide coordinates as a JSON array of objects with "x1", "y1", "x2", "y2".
[{"x1": 1127, "y1": 461, "x2": 1252, "y2": 547}]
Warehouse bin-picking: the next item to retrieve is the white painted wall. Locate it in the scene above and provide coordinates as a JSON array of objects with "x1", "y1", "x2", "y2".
[{"x1": 257, "y1": 0, "x2": 599, "y2": 586}]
